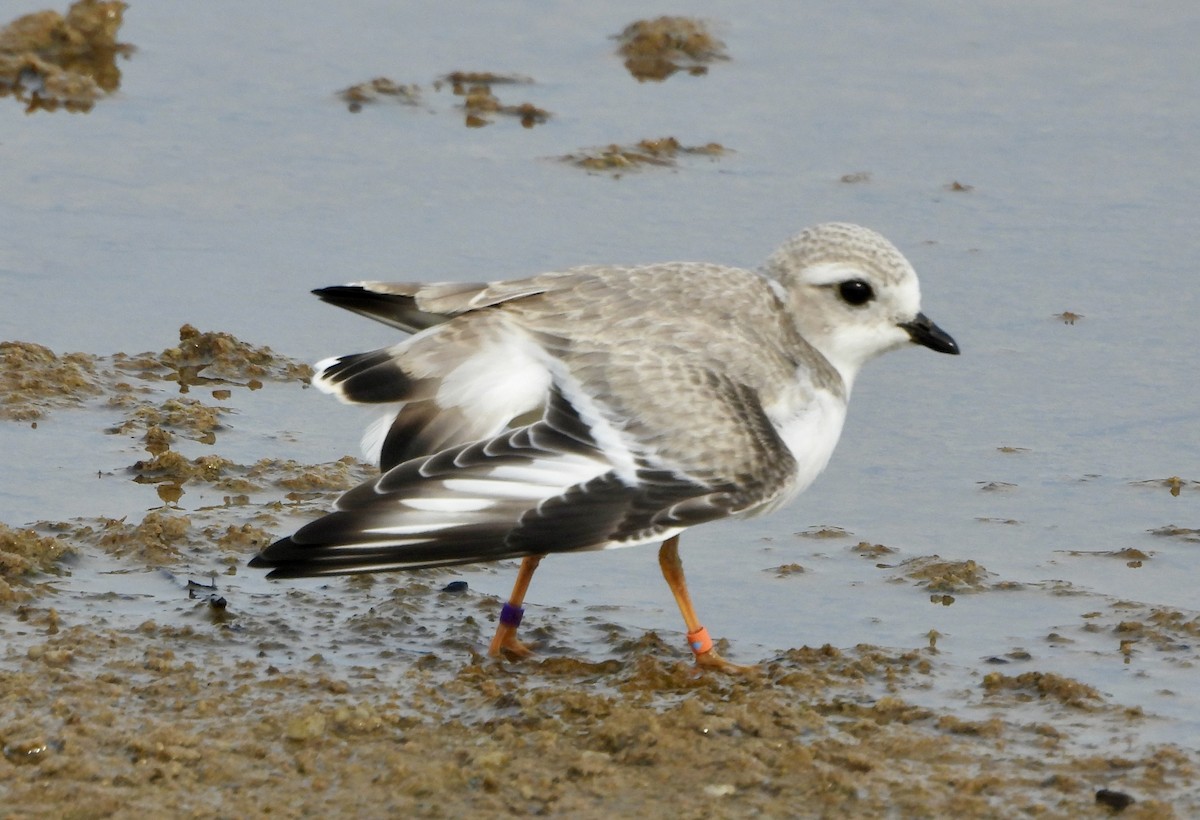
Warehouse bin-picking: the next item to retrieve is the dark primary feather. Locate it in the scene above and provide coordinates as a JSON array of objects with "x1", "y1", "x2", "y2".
[
  {"x1": 313, "y1": 285, "x2": 446, "y2": 333},
  {"x1": 318, "y1": 349, "x2": 422, "y2": 404}
]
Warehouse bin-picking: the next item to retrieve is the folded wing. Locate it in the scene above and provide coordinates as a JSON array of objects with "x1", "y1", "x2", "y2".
[{"x1": 250, "y1": 390, "x2": 741, "y2": 578}]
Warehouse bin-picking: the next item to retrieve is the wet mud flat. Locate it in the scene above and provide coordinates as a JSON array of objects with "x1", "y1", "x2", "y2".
[{"x1": 1, "y1": 332, "x2": 1198, "y2": 818}]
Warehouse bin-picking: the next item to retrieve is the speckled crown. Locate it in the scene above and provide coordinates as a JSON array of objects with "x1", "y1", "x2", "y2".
[{"x1": 763, "y1": 222, "x2": 914, "y2": 286}]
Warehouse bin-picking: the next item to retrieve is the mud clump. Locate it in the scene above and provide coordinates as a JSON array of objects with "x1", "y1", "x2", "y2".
[
  {"x1": 894, "y1": 555, "x2": 994, "y2": 593},
  {"x1": 852, "y1": 541, "x2": 897, "y2": 560},
  {"x1": 1, "y1": 327, "x2": 310, "y2": 425},
  {"x1": 115, "y1": 324, "x2": 313, "y2": 390},
  {"x1": 983, "y1": 670, "x2": 1104, "y2": 709},
  {"x1": 561, "y1": 137, "x2": 727, "y2": 175},
  {"x1": 0, "y1": 0, "x2": 134, "y2": 113},
  {"x1": 111, "y1": 398, "x2": 226, "y2": 445},
  {"x1": 87, "y1": 509, "x2": 195, "y2": 564},
  {"x1": 0, "y1": 341, "x2": 102, "y2": 420},
  {"x1": 62, "y1": 510, "x2": 273, "y2": 568},
  {"x1": 615, "y1": 16, "x2": 728, "y2": 82},
  {"x1": 0, "y1": 523, "x2": 74, "y2": 602}
]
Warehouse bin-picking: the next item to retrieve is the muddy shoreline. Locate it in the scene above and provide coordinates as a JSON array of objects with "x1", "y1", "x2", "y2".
[{"x1": 1, "y1": 332, "x2": 1195, "y2": 817}]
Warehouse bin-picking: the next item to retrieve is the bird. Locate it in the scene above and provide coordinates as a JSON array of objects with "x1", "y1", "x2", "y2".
[{"x1": 249, "y1": 222, "x2": 959, "y2": 670}]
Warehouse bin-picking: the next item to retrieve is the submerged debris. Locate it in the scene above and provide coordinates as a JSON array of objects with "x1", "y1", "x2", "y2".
[
  {"x1": 0, "y1": 0, "x2": 134, "y2": 113},
  {"x1": 1148, "y1": 524, "x2": 1200, "y2": 542},
  {"x1": 444, "y1": 72, "x2": 547, "y2": 128},
  {"x1": 437, "y1": 71, "x2": 533, "y2": 90},
  {"x1": 339, "y1": 70, "x2": 549, "y2": 127},
  {"x1": 338, "y1": 77, "x2": 421, "y2": 113},
  {"x1": 1059, "y1": 547, "x2": 1151, "y2": 569},
  {"x1": 1132, "y1": 476, "x2": 1198, "y2": 497},
  {"x1": 1095, "y1": 789, "x2": 1135, "y2": 811},
  {"x1": 614, "y1": 17, "x2": 728, "y2": 82},
  {"x1": 458, "y1": 83, "x2": 548, "y2": 128},
  {"x1": 560, "y1": 137, "x2": 727, "y2": 175},
  {"x1": 799, "y1": 525, "x2": 852, "y2": 539}
]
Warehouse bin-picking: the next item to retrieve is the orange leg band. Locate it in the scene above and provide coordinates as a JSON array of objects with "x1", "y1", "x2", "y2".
[{"x1": 687, "y1": 626, "x2": 713, "y2": 656}]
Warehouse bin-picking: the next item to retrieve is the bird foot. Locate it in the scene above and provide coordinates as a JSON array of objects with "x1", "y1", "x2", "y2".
[
  {"x1": 694, "y1": 647, "x2": 760, "y2": 676},
  {"x1": 487, "y1": 621, "x2": 537, "y2": 660},
  {"x1": 495, "y1": 635, "x2": 537, "y2": 661}
]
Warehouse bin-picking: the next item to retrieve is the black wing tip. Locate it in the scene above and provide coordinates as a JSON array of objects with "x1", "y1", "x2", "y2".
[
  {"x1": 312, "y1": 284, "x2": 377, "y2": 306},
  {"x1": 248, "y1": 536, "x2": 297, "y2": 574},
  {"x1": 313, "y1": 284, "x2": 362, "y2": 297}
]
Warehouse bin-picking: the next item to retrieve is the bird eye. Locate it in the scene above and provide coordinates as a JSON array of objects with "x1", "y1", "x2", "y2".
[{"x1": 838, "y1": 279, "x2": 875, "y2": 306}]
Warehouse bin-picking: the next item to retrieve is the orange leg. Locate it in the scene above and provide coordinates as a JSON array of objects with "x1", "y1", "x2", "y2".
[
  {"x1": 658, "y1": 535, "x2": 757, "y2": 674},
  {"x1": 488, "y1": 554, "x2": 543, "y2": 659}
]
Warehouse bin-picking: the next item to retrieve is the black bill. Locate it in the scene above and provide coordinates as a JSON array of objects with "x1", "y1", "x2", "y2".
[{"x1": 900, "y1": 312, "x2": 960, "y2": 355}]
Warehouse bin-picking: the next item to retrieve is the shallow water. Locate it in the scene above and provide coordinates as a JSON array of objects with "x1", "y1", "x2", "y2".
[{"x1": 3, "y1": 1, "x2": 1199, "y2": 814}]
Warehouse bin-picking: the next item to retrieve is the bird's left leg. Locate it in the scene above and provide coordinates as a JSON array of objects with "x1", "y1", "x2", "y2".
[{"x1": 488, "y1": 554, "x2": 543, "y2": 659}]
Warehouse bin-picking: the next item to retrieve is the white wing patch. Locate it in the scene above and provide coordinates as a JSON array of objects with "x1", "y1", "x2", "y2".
[
  {"x1": 434, "y1": 329, "x2": 551, "y2": 425},
  {"x1": 361, "y1": 411, "x2": 396, "y2": 466}
]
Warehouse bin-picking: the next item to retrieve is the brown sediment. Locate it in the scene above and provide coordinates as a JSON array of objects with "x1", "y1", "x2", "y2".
[
  {"x1": 614, "y1": 17, "x2": 728, "y2": 82},
  {"x1": 893, "y1": 556, "x2": 994, "y2": 593},
  {"x1": 0, "y1": 0, "x2": 134, "y2": 113},
  {"x1": 799, "y1": 525, "x2": 852, "y2": 539},
  {"x1": 3, "y1": 326, "x2": 310, "y2": 427},
  {"x1": 852, "y1": 541, "x2": 898, "y2": 559},
  {"x1": 118, "y1": 324, "x2": 314, "y2": 388},
  {"x1": 1, "y1": 603, "x2": 1193, "y2": 817},
  {"x1": 0, "y1": 341, "x2": 102, "y2": 420},
  {"x1": 982, "y1": 670, "x2": 1104, "y2": 709},
  {"x1": 0, "y1": 523, "x2": 74, "y2": 602},
  {"x1": 560, "y1": 137, "x2": 727, "y2": 175}
]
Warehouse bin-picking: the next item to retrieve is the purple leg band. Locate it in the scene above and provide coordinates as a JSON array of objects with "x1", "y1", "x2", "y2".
[{"x1": 499, "y1": 602, "x2": 525, "y2": 628}]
